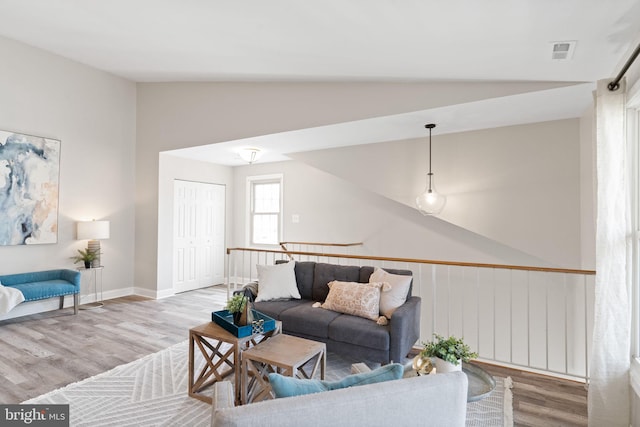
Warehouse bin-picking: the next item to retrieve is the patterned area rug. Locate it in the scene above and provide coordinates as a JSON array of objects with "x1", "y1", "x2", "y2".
[{"x1": 25, "y1": 340, "x2": 513, "y2": 426}]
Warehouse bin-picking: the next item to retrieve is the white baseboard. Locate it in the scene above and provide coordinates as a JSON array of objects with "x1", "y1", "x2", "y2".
[
  {"x1": 80, "y1": 287, "x2": 134, "y2": 304},
  {"x1": 133, "y1": 286, "x2": 175, "y2": 300}
]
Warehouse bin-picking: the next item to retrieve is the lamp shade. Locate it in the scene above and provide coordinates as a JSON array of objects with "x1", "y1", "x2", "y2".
[{"x1": 77, "y1": 220, "x2": 110, "y2": 240}]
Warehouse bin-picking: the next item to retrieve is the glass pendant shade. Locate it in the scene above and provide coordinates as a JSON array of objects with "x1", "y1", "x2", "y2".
[
  {"x1": 416, "y1": 173, "x2": 446, "y2": 215},
  {"x1": 416, "y1": 123, "x2": 446, "y2": 215}
]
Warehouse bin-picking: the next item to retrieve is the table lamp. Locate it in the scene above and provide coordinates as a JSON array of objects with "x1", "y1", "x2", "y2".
[{"x1": 77, "y1": 220, "x2": 110, "y2": 267}]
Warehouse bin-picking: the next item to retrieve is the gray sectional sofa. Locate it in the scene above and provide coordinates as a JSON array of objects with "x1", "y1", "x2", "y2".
[{"x1": 245, "y1": 261, "x2": 421, "y2": 364}]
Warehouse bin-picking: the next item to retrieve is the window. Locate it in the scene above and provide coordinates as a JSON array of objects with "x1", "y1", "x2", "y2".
[
  {"x1": 247, "y1": 174, "x2": 283, "y2": 246},
  {"x1": 632, "y1": 107, "x2": 640, "y2": 358}
]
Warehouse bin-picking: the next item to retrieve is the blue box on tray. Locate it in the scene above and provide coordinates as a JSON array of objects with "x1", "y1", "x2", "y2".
[{"x1": 212, "y1": 309, "x2": 276, "y2": 338}]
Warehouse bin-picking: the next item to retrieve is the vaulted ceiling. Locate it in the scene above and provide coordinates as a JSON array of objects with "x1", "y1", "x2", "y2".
[{"x1": 1, "y1": 0, "x2": 639, "y2": 162}]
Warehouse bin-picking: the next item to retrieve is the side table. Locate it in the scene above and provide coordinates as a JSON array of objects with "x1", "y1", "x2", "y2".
[
  {"x1": 242, "y1": 334, "x2": 326, "y2": 404},
  {"x1": 400, "y1": 360, "x2": 496, "y2": 402},
  {"x1": 188, "y1": 320, "x2": 280, "y2": 405},
  {"x1": 77, "y1": 266, "x2": 104, "y2": 309}
]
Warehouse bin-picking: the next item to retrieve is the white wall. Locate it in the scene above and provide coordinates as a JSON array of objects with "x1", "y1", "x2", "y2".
[
  {"x1": 292, "y1": 119, "x2": 585, "y2": 268},
  {"x1": 233, "y1": 151, "x2": 577, "y2": 268},
  {"x1": 136, "y1": 81, "x2": 583, "y2": 291},
  {"x1": 156, "y1": 153, "x2": 234, "y2": 299},
  {"x1": 0, "y1": 37, "x2": 595, "y2": 308},
  {"x1": 0, "y1": 36, "x2": 136, "y2": 314}
]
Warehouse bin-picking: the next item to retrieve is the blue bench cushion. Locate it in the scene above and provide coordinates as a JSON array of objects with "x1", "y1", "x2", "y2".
[{"x1": 9, "y1": 280, "x2": 78, "y2": 302}]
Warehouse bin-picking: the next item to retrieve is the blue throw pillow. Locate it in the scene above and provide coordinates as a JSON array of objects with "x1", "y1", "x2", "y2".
[{"x1": 268, "y1": 363, "x2": 404, "y2": 398}]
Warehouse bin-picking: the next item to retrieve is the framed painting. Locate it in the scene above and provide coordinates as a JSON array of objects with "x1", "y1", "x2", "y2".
[{"x1": 0, "y1": 130, "x2": 60, "y2": 245}]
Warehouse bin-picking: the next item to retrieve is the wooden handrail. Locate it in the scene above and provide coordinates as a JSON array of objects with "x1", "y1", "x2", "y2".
[
  {"x1": 280, "y1": 241, "x2": 364, "y2": 261},
  {"x1": 226, "y1": 247, "x2": 596, "y2": 275},
  {"x1": 279, "y1": 241, "x2": 363, "y2": 247}
]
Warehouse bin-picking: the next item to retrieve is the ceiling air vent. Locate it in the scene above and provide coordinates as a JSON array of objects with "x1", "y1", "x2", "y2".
[{"x1": 550, "y1": 41, "x2": 576, "y2": 61}]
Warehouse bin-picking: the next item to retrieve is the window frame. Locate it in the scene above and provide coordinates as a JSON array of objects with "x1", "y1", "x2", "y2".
[{"x1": 246, "y1": 174, "x2": 284, "y2": 247}]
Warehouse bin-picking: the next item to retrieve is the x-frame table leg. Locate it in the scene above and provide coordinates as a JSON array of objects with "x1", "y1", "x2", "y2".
[{"x1": 189, "y1": 331, "x2": 238, "y2": 404}]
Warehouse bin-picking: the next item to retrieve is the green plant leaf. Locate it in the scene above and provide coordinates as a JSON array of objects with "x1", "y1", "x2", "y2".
[{"x1": 420, "y1": 334, "x2": 478, "y2": 364}]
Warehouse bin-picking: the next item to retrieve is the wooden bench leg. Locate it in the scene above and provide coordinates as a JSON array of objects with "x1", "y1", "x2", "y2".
[
  {"x1": 59, "y1": 296, "x2": 64, "y2": 310},
  {"x1": 74, "y1": 294, "x2": 79, "y2": 314}
]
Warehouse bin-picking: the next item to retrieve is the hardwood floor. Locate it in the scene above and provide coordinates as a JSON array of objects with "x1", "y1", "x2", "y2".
[
  {"x1": 0, "y1": 286, "x2": 227, "y2": 403},
  {"x1": 477, "y1": 362, "x2": 588, "y2": 426},
  {"x1": 0, "y1": 285, "x2": 588, "y2": 426}
]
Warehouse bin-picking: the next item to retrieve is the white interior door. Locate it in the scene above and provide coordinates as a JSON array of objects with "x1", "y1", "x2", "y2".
[{"x1": 173, "y1": 180, "x2": 225, "y2": 293}]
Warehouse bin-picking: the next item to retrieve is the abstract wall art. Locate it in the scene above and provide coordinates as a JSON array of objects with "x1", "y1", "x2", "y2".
[{"x1": 0, "y1": 130, "x2": 60, "y2": 245}]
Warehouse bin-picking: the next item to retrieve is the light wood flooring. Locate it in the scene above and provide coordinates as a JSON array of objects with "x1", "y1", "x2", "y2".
[
  {"x1": 476, "y1": 362, "x2": 587, "y2": 426},
  {"x1": 0, "y1": 285, "x2": 587, "y2": 426}
]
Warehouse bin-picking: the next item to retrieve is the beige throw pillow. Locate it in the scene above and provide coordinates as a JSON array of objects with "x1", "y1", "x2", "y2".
[
  {"x1": 322, "y1": 281, "x2": 386, "y2": 321},
  {"x1": 370, "y1": 267, "x2": 412, "y2": 319},
  {"x1": 255, "y1": 261, "x2": 301, "y2": 302}
]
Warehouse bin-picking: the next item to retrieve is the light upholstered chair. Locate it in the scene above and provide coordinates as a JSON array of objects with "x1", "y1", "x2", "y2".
[{"x1": 210, "y1": 370, "x2": 468, "y2": 427}]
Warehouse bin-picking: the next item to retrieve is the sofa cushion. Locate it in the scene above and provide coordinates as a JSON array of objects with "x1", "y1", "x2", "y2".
[
  {"x1": 312, "y1": 263, "x2": 361, "y2": 302},
  {"x1": 370, "y1": 267, "x2": 412, "y2": 318},
  {"x1": 256, "y1": 261, "x2": 301, "y2": 302},
  {"x1": 279, "y1": 302, "x2": 341, "y2": 338},
  {"x1": 321, "y1": 281, "x2": 385, "y2": 321},
  {"x1": 268, "y1": 363, "x2": 404, "y2": 398},
  {"x1": 328, "y1": 313, "x2": 390, "y2": 351},
  {"x1": 253, "y1": 299, "x2": 306, "y2": 320}
]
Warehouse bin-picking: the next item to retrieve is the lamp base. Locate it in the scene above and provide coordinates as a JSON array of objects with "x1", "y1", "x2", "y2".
[
  {"x1": 79, "y1": 301, "x2": 104, "y2": 310},
  {"x1": 87, "y1": 240, "x2": 101, "y2": 268}
]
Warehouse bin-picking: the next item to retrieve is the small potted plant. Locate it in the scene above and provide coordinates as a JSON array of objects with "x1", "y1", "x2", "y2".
[
  {"x1": 70, "y1": 249, "x2": 99, "y2": 269},
  {"x1": 226, "y1": 294, "x2": 249, "y2": 325},
  {"x1": 420, "y1": 334, "x2": 478, "y2": 373}
]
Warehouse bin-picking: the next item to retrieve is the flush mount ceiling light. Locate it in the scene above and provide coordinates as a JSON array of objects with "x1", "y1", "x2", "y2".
[
  {"x1": 416, "y1": 124, "x2": 446, "y2": 215},
  {"x1": 239, "y1": 147, "x2": 262, "y2": 164}
]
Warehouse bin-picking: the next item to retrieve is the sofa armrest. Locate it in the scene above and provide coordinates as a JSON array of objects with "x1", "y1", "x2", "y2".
[
  {"x1": 60, "y1": 269, "x2": 81, "y2": 289},
  {"x1": 211, "y1": 381, "x2": 235, "y2": 427},
  {"x1": 389, "y1": 296, "x2": 421, "y2": 363}
]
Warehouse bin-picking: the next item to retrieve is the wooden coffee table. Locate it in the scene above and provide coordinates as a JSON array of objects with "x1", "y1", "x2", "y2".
[
  {"x1": 188, "y1": 321, "x2": 280, "y2": 404},
  {"x1": 241, "y1": 334, "x2": 326, "y2": 404}
]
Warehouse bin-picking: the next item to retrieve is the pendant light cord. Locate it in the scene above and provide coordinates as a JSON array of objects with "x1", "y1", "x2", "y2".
[
  {"x1": 428, "y1": 127, "x2": 432, "y2": 175},
  {"x1": 425, "y1": 123, "x2": 436, "y2": 190}
]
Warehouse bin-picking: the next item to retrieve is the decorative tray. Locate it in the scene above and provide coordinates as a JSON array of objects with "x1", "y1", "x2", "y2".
[{"x1": 212, "y1": 309, "x2": 276, "y2": 338}]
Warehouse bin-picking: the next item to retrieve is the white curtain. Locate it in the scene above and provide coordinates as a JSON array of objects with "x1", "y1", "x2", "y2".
[{"x1": 589, "y1": 79, "x2": 631, "y2": 426}]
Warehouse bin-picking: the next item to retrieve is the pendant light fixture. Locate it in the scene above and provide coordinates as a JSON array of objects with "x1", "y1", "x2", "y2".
[{"x1": 416, "y1": 123, "x2": 447, "y2": 215}]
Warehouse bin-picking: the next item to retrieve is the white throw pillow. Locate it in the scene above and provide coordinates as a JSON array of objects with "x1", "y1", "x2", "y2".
[
  {"x1": 370, "y1": 267, "x2": 412, "y2": 319},
  {"x1": 255, "y1": 261, "x2": 301, "y2": 302}
]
